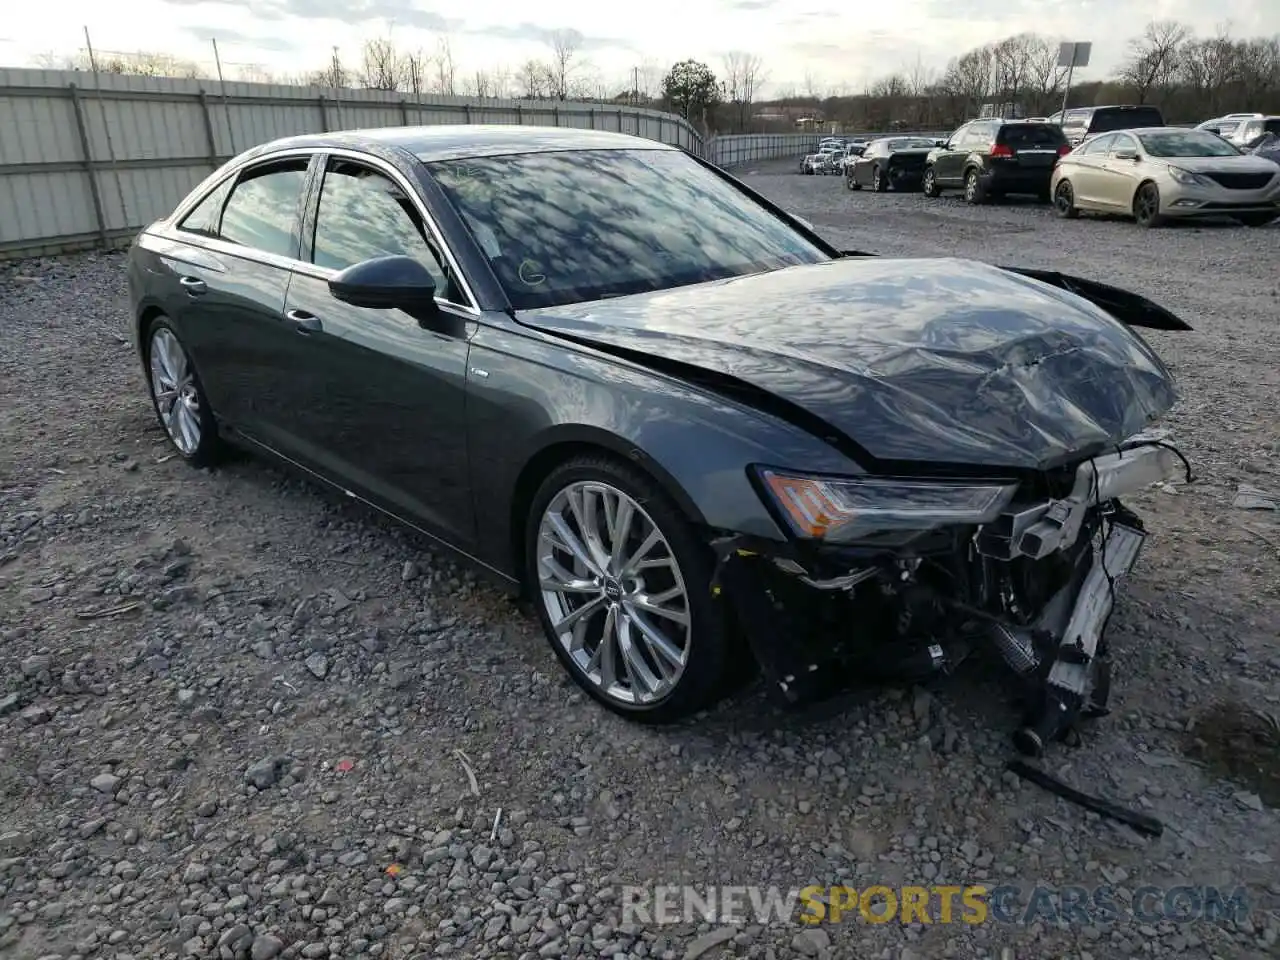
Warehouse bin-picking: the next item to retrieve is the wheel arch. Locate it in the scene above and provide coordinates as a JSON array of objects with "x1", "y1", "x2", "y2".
[{"x1": 506, "y1": 427, "x2": 708, "y2": 596}]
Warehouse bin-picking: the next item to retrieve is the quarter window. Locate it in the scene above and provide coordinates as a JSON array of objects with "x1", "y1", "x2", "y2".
[
  {"x1": 219, "y1": 160, "x2": 309, "y2": 259},
  {"x1": 178, "y1": 177, "x2": 234, "y2": 237},
  {"x1": 311, "y1": 159, "x2": 456, "y2": 303}
]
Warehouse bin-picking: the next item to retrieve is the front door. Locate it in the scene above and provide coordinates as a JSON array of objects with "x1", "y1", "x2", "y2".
[
  {"x1": 280, "y1": 155, "x2": 479, "y2": 549},
  {"x1": 933, "y1": 124, "x2": 971, "y2": 186}
]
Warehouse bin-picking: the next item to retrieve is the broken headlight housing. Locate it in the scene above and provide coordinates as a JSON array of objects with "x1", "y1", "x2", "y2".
[{"x1": 756, "y1": 468, "x2": 1018, "y2": 543}]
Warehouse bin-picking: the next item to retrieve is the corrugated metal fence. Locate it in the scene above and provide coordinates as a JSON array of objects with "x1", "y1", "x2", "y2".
[{"x1": 0, "y1": 67, "x2": 827, "y2": 261}]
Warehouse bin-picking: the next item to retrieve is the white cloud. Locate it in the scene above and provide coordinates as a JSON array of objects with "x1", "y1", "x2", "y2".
[{"x1": 1, "y1": 0, "x2": 1277, "y2": 95}]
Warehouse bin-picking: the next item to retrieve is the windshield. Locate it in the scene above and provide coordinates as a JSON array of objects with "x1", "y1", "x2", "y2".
[
  {"x1": 427, "y1": 149, "x2": 829, "y2": 310},
  {"x1": 887, "y1": 138, "x2": 935, "y2": 150},
  {"x1": 1138, "y1": 130, "x2": 1243, "y2": 158}
]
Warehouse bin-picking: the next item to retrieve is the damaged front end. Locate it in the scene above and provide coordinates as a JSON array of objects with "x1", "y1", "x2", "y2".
[{"x1": 713, "y1": 438, "x2": 1191, "y2": 757}]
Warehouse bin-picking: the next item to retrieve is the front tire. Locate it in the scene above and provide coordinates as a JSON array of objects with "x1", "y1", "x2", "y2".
[
  {"x1": 921, "y1": 167, "x2": 941, "y2": 198},
  {"x1": 145, "y1": 319, "x2": 222, "y2": 467},
  {"x1": 1133, "y1": 182, "x2": 1164, "y2": 228},
  {"x1": 525, "y1": 455, "x2": 731, "y2": 724}
]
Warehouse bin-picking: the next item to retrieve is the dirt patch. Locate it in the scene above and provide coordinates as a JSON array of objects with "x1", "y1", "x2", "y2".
[{"x1": 1184, "y1": 700, "x2": 1280, "y2": 807}]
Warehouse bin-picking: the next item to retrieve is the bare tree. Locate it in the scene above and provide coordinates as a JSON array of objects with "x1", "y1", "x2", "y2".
[
  {"x1": 1120, "y1": 20, "x2": 1190, "y2": 103},
  {"x1": 358, "y1": 37, "x2": 400, "y2": 91},
  {"x1": 488, "y1": 64, "x2": 512, "y2": 99},
  {"x1": 545, "y1": 29, "x2": 581, "y2": 100},
  {"x1": 402, "y1": 48, "x2": 430, "y2": 96},
  {"x1": 721, "y1": 51, "x2": 767, "y2": 130},
  {"x1": 515, "y1": 59, "x2": 546, "y2": 99},
  {"x1": 1025, "y1": 35, "x2": 1068, "y2": 114},
  {"x1": 940, "y1": 44, "x2": 994, "y2": 117},
  {"x1": 468, "y1": 70, "x2": 494, "y2": 98},
  {"x1": 432, "y1": 35, "x2": 456, "y2": 95}
]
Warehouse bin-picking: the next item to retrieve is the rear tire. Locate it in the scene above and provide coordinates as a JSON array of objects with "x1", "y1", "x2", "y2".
[
  {"x1": 1053, "y1": 180, "x2": 1079, "y2": 219},
  {"x1": 524, "y1": 454, "x2": 733, "y2": 724},
  {"x1": 964, "y1": 168, "x2": 986, "y2": 204},
  {"x1": 872, "y1": 165, "x2": 889, "y2": 192},
  {"x1": 144, "y1": 318, "x2": 223, "y2": 467},
  {"x1": 846, "y1": 171, "x2": 859, "y2": 191}
]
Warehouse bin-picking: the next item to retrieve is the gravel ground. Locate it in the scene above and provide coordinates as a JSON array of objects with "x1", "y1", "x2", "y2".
[{"x1": 2, "y1": 160, "x2": 1279, "y2": 960}]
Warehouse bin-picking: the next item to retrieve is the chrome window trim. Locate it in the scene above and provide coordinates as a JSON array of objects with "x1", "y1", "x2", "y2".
[{"x1": 163, "y1": 145, "x2": 482, "y2": 317}]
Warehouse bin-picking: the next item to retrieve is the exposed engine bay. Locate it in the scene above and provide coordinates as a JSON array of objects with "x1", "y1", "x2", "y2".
[{"x1": 711, "y1": 437, "x2": 1192, "y2": 759}]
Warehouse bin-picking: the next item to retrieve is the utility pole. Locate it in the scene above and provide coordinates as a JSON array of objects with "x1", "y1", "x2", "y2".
[{"x1": 632, "y1": 66, "x2": 639, "y2": 105}]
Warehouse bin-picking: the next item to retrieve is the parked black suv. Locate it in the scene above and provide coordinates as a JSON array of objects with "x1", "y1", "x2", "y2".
[
  {"x1": 923, "y1": 119, "x2": 1070, "y2": 203},
  {"x1": 1047, "y1": 105, "x2": 1166, "y2": 146}
]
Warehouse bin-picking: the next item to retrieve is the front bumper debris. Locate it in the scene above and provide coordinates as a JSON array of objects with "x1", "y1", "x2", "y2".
[{"x1": 709, "y1": 436, "x2": 1191, "y2": 760}]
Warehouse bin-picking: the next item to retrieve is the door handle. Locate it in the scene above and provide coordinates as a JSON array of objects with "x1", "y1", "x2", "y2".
[
  {"x1": 179, "y1": 276, "x2": 207, "y2": 296},
  {"x1": 286, "y1": 309, "x2": 322, "y2": 334}
]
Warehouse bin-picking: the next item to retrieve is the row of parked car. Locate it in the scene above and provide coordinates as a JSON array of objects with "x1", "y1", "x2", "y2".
[{"x1": 801, "y1": 106, "x2": 1280, "y2": 228}]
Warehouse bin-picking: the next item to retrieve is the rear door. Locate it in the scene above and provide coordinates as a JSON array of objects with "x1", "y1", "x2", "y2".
[
  {"x1": 1066, "y1": 133, "x2": 1118, "y2": 206},
  {"x1": 161, "y1": 155, "x2": 314, "y2": 431},
  {"x1": 280, "y1": 153, "x2": 480, "y2": 548}
]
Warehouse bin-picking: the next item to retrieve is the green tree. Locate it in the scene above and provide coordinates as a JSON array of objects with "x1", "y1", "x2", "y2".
[{"x1": 662, "y1": 59, "x2": 720, "y2": 120}]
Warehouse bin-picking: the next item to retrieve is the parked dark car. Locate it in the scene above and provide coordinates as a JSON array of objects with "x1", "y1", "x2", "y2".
[
  {"x1": 924, "y1": 120, "x2": 1071, "y2": 203},
  {"x1": 1047, "y1": 105, "x2": 1166, "y2": 146},
  {"x1": 127, "y1": 125, "x2": 1192, "y2": 754},
  {"x1": 846, "y1": 137, "x2": 938, "y2": 191}
]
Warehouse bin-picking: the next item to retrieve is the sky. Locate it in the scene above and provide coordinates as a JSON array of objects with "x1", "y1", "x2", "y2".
[{"x1": 1, "y1": 0, "x2": 1277, "y2": 97}]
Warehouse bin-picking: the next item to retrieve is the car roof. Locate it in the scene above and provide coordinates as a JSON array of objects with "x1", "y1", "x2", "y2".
[{"x1": 243, "y1": 124, "x2": 674, "y2": 163}]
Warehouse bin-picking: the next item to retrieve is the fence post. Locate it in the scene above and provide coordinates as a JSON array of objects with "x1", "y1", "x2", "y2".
[
  {"x1": 633, "y1": 111, "x2": 641, "y2": 139},
  {"x1": 68, "y1": 83, "x2": 109, "y2": 250},
  {"x1": 516, "y1": 104, "x2": 523, "y2": 126},
  {"x1": 589, "y1": 108, "x2": 595, "y2": 130},
  {"x1": 318, "y1": 95, "x2": 330, "y2": 132},
  {"x1": 197, "y1": 90, "x2": 219, "y2": 168},
  {"x1": 658, "y1": 116, "x2": 666, "y2": 145},
  {"x1": 616, "y1": 109, "x2": 623, "y2": 133},
  {"x1": 400, "y1": 99, "x2": 410, "y2": 125},
  {"x1": 553, "y1": 106, "x2": 560, "y2": 127},
  {"x1": 464, "y1": 103, "x2": 472, "y2": 124}
]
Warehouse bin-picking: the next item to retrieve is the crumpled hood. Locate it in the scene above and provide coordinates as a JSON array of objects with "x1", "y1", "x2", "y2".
[{"x1": 517, "y1": 257, "x2": 1179, "y2": 472}]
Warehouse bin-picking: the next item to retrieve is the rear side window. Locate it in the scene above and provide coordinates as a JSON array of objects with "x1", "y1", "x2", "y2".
[
  {"x1": 1088, "y1": 107, "x2": 1164, "y2": 134},
  {"x1": 219, "y1": 160, "x2": 310, "y2": 259},
  {"x1": 998, "y1": 124, "x2": 1067, "y2": 148},
  {"x1": 1264, "y1": 119, "x2": 1280, "y2": 136}
]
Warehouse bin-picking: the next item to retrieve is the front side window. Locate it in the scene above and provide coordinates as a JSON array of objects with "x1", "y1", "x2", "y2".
[
  {"x1": 219, "y1": 160, "x2": 309, "y2": 259},
  {"x1": 1137, "y1": 130, "x2": 1242, "y2": 158},
  {"x1": 428, "y1": 148, "x2": 828, "y2": 310},
  {"x1": 311, "y1": 159, "x2": 455, "y2": 301}
]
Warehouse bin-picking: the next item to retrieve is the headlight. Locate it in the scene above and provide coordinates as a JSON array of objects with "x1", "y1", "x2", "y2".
[
  {"x1": 1166, "y1": 166, "x2": 1211, "y2": 187},
  {"x1": 757, "y1": 468, "x2": 1018, "y2": 543}
]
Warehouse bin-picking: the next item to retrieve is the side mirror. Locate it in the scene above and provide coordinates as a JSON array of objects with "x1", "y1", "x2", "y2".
[
  {"x1": 328, "y1": 255, "x2": 439, "y2": 314},
  {"x1": 1114, "y1": 149, "x2": 1140, "y2": 161},
  {"x1": 936, "y1": 139, "x2": 948, "y2": 147}
]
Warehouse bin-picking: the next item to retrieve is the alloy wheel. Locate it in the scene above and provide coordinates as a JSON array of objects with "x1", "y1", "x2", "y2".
[
  {"x1": 149, "y1": 327, "x2": 202, "y2": 455},
  {"x1": 1134, "y1": 184, "x2": 1161, "y2": 226},
  {"x1": 536, "y1": 480, "x2": 691, "y2": 706},
  {"x1": 1054, "y1": 181, "x2": 1076, "y2": 218},
  {"x1": 965, "y1": 171, "x2": 978, "y2": 202},
  {"x1": 922, "y1": 169, "x2": 936, "y2": 197}
]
